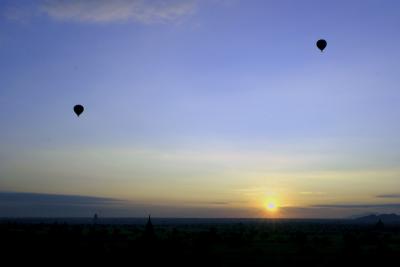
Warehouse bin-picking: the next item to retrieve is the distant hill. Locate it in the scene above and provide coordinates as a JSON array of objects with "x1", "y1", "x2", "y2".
[{"x1": 354, "y1": 213, "x2": 400, "y2": 224}]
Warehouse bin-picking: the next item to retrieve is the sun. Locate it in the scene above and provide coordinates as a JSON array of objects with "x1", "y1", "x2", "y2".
[{"x1": 265, "y1": 200, "x2": 279, "y2": 213}]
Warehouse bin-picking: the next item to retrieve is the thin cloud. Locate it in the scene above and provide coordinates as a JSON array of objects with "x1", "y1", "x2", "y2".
[
  {"x1": 0, "y1": 191, "x2": 256, "y2": 218},
  {"x1": 188, "y1": 200, "x2": 250, "y2": 206},
  {"x1": 312, "y1": 203, "x2": 400, "y2": 209},
  {"x1": 40, "y1": 0, "x2": 197, "y2": 24},
  {"x1": 376, "y1": 194, "x2": 400, "y2": 198},
  {"x1": 299, "y1": 191, "x2": 326, "y2": 195},
  {"x1": 0, "y1": 191, "x2": 125, "y2": 217},
  {"x1": 0, "y1": 191, "x2": 122, "y2": 206}
]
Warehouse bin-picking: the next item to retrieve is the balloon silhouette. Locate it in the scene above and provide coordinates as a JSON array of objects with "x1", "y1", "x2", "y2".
[
  {"x1": 316, "y1": 39, "x2": 327, "y2": 52},
  {"x1": 73, "y1": 105, "x2": 84, "y2": 117}
]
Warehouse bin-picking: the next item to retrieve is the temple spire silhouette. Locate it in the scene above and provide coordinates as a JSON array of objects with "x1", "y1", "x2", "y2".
[
  {"x1": 375, "y1": 218, "x2": 384, "y2": 231},
  {"x1": 93, "y1": 213, "x2": 98, "y2": 225},
  {"x1": 143, "y1": 214, "x2": 155, "y2": 243}
]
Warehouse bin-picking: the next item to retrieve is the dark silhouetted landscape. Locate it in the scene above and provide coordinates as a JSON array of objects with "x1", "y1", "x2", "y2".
[{"x1": 2, "y1": 216, "x2": 400, "y2": 266}]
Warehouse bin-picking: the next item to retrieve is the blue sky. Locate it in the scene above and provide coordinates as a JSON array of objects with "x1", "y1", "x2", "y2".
[{"x1": 1, "y1": 0, "x2": 400, "y2": 218}]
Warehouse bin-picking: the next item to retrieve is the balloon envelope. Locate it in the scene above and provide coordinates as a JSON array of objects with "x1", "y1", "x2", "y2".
[
  {"x1": 73, "y1": 105, "x2": 84, "y2": 117},
  {"x1": 316, "y1": 39, "x2": 327, "y2": 52}
]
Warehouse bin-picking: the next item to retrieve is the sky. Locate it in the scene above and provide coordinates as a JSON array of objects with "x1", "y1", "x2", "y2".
[{"x1": 1, "y1": 0, "x2": 400, "y2": 218}]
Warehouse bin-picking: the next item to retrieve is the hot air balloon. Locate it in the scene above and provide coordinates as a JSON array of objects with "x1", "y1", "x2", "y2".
[
  {"x1": 73, "y1": 104, "x2": 84, "y2": 117},
  {"x1": 316, "y1": 39, "x2": 327, "y2": 52}
]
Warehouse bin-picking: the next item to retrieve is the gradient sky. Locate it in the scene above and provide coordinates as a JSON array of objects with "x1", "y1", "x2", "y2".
[{"x1": 1, "y1": 0, "x2": 400, "y2": 218}]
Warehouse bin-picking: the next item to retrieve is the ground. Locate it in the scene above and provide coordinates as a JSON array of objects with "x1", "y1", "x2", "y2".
[{"x1": 1, "y1": 220, "x2": 399, "y2": 266}]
